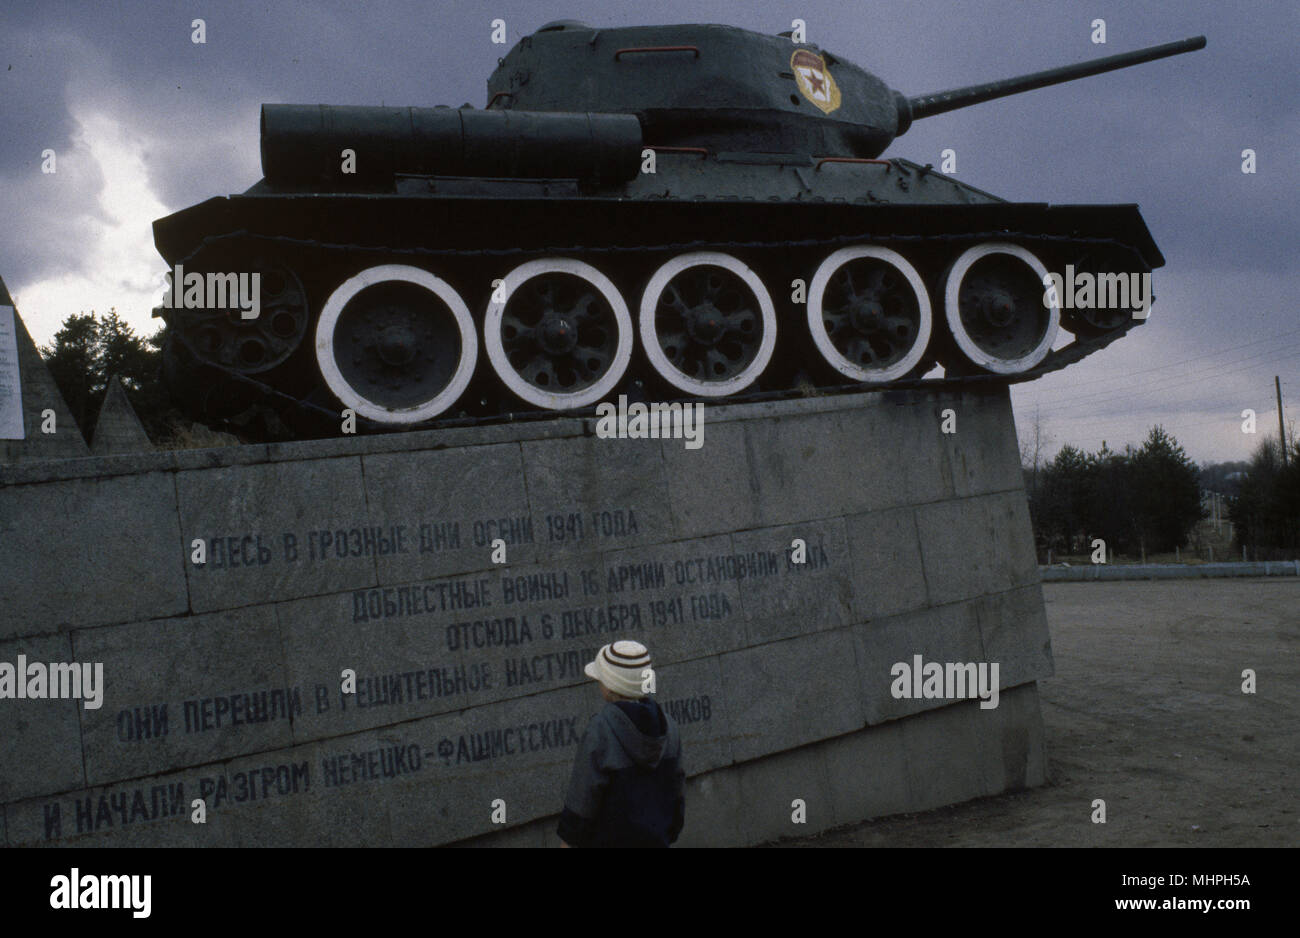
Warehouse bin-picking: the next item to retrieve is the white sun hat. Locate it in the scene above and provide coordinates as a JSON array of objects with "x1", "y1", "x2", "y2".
[{"x1": 584, "y1": 641, "x2": 652, "y2": 698}]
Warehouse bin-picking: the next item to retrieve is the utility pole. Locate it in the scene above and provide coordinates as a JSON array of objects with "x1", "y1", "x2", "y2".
[{"x1": 1278, "y1": 376, "x2": 1288, "y2": 466}]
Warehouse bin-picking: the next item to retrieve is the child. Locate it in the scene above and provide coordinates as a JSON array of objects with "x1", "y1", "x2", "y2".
[{"x1": 557, "y1": 640, "x2": 685, "y2": 847}]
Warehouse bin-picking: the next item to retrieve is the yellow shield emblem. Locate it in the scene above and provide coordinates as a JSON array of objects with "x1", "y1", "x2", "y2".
[{"x1": 791, "y1": 49, "x2": 841, "y2": 115}]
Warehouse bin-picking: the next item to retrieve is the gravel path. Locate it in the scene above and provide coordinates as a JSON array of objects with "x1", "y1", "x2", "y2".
[{"x1": 774, "y1": 579, "x2": 1299, "y2": 847}]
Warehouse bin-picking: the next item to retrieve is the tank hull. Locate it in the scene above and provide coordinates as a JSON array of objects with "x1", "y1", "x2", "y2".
[{"x1": 153, "y1": 156, "x2": 1160, "y2": 439}]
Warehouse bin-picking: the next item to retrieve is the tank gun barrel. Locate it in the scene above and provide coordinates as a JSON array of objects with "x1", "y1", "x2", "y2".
[{"x1": 905, "y1": 35, "x2": 1206, "y2": 123}]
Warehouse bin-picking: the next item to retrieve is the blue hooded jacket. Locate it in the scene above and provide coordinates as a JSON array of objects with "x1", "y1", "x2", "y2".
[{"x1": 557, "y1": 697, "x2": 685, "y2": 847}]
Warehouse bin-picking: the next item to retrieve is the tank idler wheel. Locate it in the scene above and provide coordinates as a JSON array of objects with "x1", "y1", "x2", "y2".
[
  {"x1": 942, "y1": 242, "x2": 1058, "y2": 374},
  {"x1": 807, "y1": 246, "x2": 932, "y2": 383},
  {"x1": 1066, "y1": 299, "x2": 1131, "y2": 335},
  {"x1": 315, "y1": 264, "x2": 477, "y2": 424},
  {"x1": 485, "y1": 258, "x2": 633, "y2": 410},
  {"x1": 639, "y1": 252, "x2": 776, "y2": 397},
  {"x1": 171, "y1": 253, "x2": 310, "y2": 374},
  {"x1": 1059, "y1": 248, "x2": 1148, "y2": 336}
]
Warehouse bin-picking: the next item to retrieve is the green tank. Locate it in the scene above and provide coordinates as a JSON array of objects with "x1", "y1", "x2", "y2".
[{"x1": 151, "y1": 21, "x2": 1205, "y2": 438}]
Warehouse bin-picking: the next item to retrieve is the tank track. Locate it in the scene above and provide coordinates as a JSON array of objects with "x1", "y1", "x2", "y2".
[{"x1": 158, "y1": 224, "x2": 1148, "y2": 440}]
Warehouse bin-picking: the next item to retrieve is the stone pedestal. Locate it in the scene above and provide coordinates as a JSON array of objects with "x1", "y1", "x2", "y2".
[{"x1": 0, "y1": 386, "x2": 1051, "y2": 846}]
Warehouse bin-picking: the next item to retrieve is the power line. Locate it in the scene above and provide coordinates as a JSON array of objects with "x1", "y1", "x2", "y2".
[
  {"x1": 1027, "y1": 326, "x2": 1300, "y2": 397},
  {"x1": 1026, "y1": 407, "x2": 1247, "y2": 431},
  {"x1": 1021, "y1": 342, "x2": 1300, "y2": 415},
  {"x1": 1034, "y1": 360, "x2": 1300, "y2": 421},
  {"x1": 1033, "y1": 338, "x2": 1300, "y2": 407}
]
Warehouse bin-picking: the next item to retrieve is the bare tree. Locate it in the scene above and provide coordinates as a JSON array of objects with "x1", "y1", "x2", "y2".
[{"x1": 1018, "y1": 405, "x2": 1053, "y2": 498}]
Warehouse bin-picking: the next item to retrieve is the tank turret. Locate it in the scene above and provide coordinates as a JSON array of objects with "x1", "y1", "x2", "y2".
[
  {"x1": 152, "y1": 23, "x2": 1204, "y2": 440},
  {"x1": 259, "y1": 29, "x2": 1204, "y2": 187},
  {"x1": 486, "y1": 23, "x2": 1204, "y2": 157}
]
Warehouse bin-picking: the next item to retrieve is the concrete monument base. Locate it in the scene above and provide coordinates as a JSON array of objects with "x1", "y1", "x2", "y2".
[{"x1": 0, "y1": 384, "x2": 1051, "y2": 847}]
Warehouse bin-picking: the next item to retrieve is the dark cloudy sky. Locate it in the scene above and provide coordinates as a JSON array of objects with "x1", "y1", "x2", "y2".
[{"x1": 1, "y1": 0, "x2": 1296, "y2": 462}]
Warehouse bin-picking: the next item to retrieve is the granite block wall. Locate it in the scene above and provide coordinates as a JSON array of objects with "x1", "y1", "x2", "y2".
[{"x1": 0, "y1": 387, "x2": 1051, "y2": 846}]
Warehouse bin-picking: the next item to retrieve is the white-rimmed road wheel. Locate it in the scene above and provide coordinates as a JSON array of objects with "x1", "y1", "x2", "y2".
[
  {"x1": 314, "y1": 264, "x2": 477, "y2": 424},
  {"x1": 485, "y1": 258, "x2": 632, "y2": 410},
  {"x1": 639, "y1": 252, "x2": 776, "y2": 396},
  {"x1": 807, "y1": 246, "x2": 932, "y2": 382},
  {"x1": 943, "y1": 242, "x2": 1059, "y2": 374}
]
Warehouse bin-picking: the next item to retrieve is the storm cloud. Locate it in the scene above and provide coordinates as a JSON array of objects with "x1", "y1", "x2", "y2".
[{"x1": 0, "y1": 0, "x2": 1295, "y2": 460}]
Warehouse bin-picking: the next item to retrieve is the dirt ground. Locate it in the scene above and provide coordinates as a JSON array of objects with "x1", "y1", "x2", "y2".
[{"x1": 777, "y1": 579, "x2": 1299, "y2": 847}]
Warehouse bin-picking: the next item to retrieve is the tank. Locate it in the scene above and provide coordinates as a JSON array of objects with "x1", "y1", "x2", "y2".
[{"x1": 151, "y1": 22, "x2": 1205, "y2": 439}]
